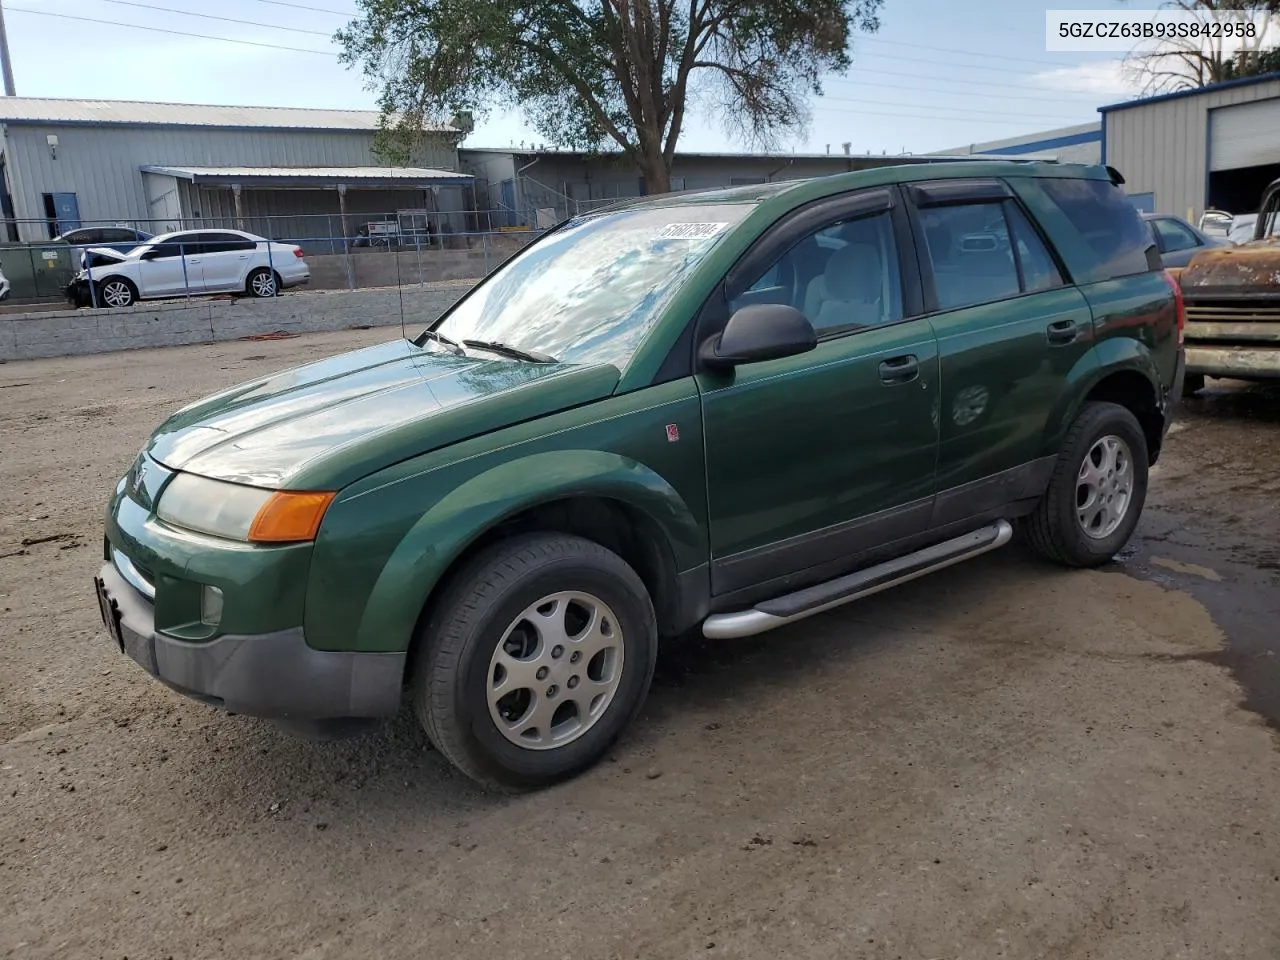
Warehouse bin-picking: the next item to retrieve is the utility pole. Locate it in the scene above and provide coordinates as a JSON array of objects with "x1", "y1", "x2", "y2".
[{"x1": 0, "y1": 0, "x2": 15, "y2": 97}]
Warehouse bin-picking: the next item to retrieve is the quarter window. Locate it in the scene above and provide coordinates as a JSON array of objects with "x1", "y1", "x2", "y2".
[{"x1": 1039, "y1": 177, "x2": 1155, "y2": 280}]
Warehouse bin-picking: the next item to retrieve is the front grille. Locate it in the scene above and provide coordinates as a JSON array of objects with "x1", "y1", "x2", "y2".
[{"x1": 1185, "y1": 301, "x2": 1280, "y2": 324}]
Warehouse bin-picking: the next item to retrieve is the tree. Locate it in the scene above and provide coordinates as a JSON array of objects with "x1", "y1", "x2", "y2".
[
  {"x1": 1121, "y1": 0, "x2": 1279, "y2": 93},
  {"x1": 337, "y1": 0, "x2": 883, "y2": 194}
]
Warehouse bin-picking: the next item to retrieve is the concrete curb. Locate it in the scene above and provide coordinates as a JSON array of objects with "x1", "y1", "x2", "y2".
[{"x1": 0, "y1": 282, "x2": 473, "y2": 361}]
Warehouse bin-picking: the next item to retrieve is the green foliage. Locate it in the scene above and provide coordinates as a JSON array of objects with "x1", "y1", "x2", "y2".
[{"x1": 337, "y1": 0, "x2": 883, "y2": 189}]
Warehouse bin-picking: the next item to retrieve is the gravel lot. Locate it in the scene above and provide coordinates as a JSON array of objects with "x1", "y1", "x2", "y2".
[{"x1": 3, "y1": 330, "x2": 1279, "y2": 960}]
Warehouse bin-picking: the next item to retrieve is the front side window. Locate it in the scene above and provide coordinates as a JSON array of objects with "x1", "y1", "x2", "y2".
[
  {"x1": 1152, "y1": 217, "x2": 1200, "y2": 253},
  {"x1": 731, "y1": 210, "x2": 904, "y2": 335},
  {"x1": 431, "y1": 203, "x2": 752, "y2": 369}
]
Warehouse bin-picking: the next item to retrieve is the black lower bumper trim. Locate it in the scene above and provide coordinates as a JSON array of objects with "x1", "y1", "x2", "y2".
[{"x1": 96, "y1": 563, "x2": 405, "y2": 720}]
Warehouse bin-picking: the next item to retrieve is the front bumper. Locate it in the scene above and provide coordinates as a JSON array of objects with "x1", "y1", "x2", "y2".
[
  {"x1": 94, "y1": 560, "x2": 405, "y2": 720},
  {"x1": 1184, "y1": 344, "x2": 1280, "y2": 380}
]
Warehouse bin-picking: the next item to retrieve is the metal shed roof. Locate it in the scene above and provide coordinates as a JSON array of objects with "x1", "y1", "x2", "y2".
[
  {"x1": 1098, "y1": 70, "x2": 1280, "y2": 113},
  {"x1": 0, "y1": 97, "x2": 456, "y2": 132},
  {"x1": 142, "y1": 165, "x2": 473, "y2": 187}
]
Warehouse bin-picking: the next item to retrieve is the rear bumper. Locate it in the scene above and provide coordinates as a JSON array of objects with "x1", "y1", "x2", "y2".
[
  {"x1": 1185, "y1": 344, "x2": 1280, "y2": 380},
  {"x1": 94, "y1": 561, "x2": 405, "y2": 720}
]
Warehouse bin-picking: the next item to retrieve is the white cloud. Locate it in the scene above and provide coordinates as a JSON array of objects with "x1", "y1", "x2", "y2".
[{"x1": 1028, "y1": 60, "x2": 1142, "y2": 99}]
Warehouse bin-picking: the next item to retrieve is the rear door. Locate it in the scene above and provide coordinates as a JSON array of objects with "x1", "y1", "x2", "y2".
[
  {"x1": 198, "y1": 232, "x2": 258, "y2": 292},
  {"x1": 904, "y1": 178, "x2": 1095, "y2": 527}
]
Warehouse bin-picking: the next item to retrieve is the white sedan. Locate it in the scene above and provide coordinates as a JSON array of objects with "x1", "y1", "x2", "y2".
[{"x1": 76, "y1": 229, "x2": 310, "y2": 308}]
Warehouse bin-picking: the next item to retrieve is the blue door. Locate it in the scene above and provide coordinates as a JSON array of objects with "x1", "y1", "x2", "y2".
[
  {"x1": 500, "y1": 180, "x2": 517, "y2": 227},
  {"x1": 50, "y1": 192, "x2": 81, "y2": 233}
]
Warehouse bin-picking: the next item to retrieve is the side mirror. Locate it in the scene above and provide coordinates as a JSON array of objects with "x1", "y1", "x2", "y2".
[{"x1": 700, "y1": 303, "x2": 817, "y2": 370}]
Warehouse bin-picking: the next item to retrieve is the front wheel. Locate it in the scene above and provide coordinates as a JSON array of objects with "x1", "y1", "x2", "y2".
[
  {"x1": 97, "y1": 276, "x2": 137, "y2": 308},
  {"x1": 1024, "y1": 401, "x2": 1149, "y2": 568},
  {"x1": 412, "y1": 533, "x2": 658, "y2": 791}
]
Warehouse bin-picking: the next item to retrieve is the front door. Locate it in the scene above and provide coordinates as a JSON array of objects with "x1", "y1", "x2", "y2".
[
  {"x1": 904, "y1": 179, "x2": 1095, "y2": 526},
  {"x1": 137, "y1": 233, "x2": 205, "y2": 297},
  {"x1": 698, "y1": 189, "x2": 940, "y2": 597}
]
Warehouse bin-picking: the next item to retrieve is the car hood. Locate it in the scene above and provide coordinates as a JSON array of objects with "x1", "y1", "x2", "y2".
[
  {"x1": 1180, "y1": 240, "x2": 1280, "y2": 297},
  {"x1": 146, "y1": 339, "x2": 621, "y2": 489},
  {"x1": 82, "y1": 246, "x2": 130, "y2": 263}
]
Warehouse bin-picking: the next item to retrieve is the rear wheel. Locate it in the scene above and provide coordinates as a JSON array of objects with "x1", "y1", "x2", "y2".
[
  {"x1": 246, "y1": 268, "x2": 279, "y2": 298},
  {"x1": 1024, "y1": 401, "x2": 1149, "y2": 568},
  {"x1": 97, "y1": 276, "x2": 137, "y2": 308},
  {"x1": 412, "y1": 533, "x2": 658, "y2": 791}
]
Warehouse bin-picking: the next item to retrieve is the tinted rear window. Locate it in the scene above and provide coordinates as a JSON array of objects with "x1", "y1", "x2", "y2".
[{"x1": 1039, "y1": 178, "x2": 1156, "y2": 280}]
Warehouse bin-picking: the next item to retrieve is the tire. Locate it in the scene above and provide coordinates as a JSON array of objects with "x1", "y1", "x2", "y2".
[
  {"x1": 1024, "y1": 401, "x2": 1149, "y2": 568},
  {"x1": 412, "y1": 533, "x2": 658, "y2": 791},
  {"x1": 245, "y1": 268, "x2": 279, "y2": 298},
  {"x1": 96, "y1": 276, "x2": 137, "y2": 308},
  {"x1": 1182, "y1": 372, "x2": 1205, "y2": 398}
]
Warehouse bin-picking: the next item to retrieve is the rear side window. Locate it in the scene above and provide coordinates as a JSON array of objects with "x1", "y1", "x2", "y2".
[
  {"x1": 916, "y1": 199, "x2": 1063, "y2": 311},
  {"x1": 1006, "y1": 203, "x2": 1063, "y2": 292},
  {"x1": 1038, "y1": 178, "x2": 1155, "y2": 279},
  {"x1": 918, "y1": 203, "x2": 1020, "y2": 310}
]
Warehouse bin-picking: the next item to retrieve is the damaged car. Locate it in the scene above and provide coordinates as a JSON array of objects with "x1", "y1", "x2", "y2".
[{"x1": 1178, "y1": 178, "x2": 1280, "y2": 395}]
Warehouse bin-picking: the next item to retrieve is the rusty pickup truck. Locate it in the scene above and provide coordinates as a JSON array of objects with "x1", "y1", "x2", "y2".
[{"x1": 1178, "y1": 178, "x2": 1280, "y2": 395}]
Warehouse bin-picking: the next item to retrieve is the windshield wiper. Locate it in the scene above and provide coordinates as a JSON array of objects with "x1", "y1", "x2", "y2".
[
  {"x1": 420, "y1": 329, "x2": 466, "y2": 356},
  {"x1": 463, "y1": 339, "x2": 558, "y2": 363}
]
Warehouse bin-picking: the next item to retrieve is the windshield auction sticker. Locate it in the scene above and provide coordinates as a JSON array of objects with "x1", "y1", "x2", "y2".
[{"x1": 657, "y1": 222, "x2": 729, "y2": 240}]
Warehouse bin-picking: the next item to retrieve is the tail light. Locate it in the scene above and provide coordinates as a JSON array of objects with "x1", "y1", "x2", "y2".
[
  {"x1": 292, "y1": 246, "x2": 304, "y2": 259},
  {"x1": 1163, "y1": 269, "x2": 1184, "y2": 345}
]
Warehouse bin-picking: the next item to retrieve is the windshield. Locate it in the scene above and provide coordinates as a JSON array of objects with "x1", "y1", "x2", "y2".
[{"x1": 428, "y1": 203, "x2": 753, "y2": 368}]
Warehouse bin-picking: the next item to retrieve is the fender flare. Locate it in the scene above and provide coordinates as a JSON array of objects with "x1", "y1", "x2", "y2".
[
  {"x1": 353, "y1": 449, "x2": 705, "y2": 652},
  {"x1": 1042, "y1": 338, "x2": 1161, "y2": 455}
]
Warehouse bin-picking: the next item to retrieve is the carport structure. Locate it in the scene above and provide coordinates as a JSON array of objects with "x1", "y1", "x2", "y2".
[{"x1": 139, "y1": 165, "x2": 475, "y2": 253}]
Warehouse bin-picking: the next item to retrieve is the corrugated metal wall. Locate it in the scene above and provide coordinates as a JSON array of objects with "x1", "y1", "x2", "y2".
[
  {"x1": 2, "y1": 123, "x2": 459, "y2": 241},
  {"x1": 1105, "y1": 77, "x2": 1280, "y2": 220}
]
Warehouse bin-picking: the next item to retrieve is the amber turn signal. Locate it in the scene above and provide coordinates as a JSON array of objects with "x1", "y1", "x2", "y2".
[{"x1": 247, "y1": 490, "x2": 336, "y2": 543}]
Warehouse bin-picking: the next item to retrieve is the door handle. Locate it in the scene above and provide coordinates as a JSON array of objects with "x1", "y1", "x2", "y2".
[
  {"x1": 1046, "y1": 319, "x2": 1079, "y2": 345},
  {"x1": 187, "y1": 258, "x2": 202, "y2": 264},
  {"x1": 238, "y1": 255, "x2": 250, "y2": 260},
  {"x1": 878, "y1": 354, "x2": 919, "y2": 384}
]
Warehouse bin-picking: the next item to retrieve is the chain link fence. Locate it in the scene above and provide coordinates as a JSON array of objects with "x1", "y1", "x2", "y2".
[{"x1": 0, "y1": 210, "x2": 567, "y2": 308}]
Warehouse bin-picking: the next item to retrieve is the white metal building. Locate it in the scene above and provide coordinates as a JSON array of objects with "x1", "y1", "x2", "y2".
[
  {"x1": 0, "y1": 98, "x2": 468, "y2": 244},
  {"x1": 1101, "y1": 71, "x2": 1280, "y2": 220},
  {"x1": 935, "y1": 123, "x2": 1103, "y2": 165}
]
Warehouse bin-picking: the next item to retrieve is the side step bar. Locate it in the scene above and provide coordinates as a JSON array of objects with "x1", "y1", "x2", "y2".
[{"x1": 702, "y1": 520, "x2": 1014, "y2": 640}]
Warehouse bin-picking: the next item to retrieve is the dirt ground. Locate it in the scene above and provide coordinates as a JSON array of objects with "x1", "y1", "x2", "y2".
[{"x1": 2, "y1": 330, "x2": 1279, "y2": 960}]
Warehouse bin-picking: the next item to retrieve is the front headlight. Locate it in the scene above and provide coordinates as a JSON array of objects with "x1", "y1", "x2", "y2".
[
  {"x1": 156, "y1": 473, "x2": 335, "y2": 543},
  {"x1": 157, "y1": 474, "x2": 274, "y2": 540}
]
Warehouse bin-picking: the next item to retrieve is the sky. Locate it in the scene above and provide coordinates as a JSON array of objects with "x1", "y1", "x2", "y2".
[{"x1": 0, "y1": 0, "x2": 1183, "y2": 155}]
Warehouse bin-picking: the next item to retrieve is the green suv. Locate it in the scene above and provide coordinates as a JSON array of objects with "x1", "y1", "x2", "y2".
[{"x1": 95, "y1": 161, "x2": 1184, "y2": 790}]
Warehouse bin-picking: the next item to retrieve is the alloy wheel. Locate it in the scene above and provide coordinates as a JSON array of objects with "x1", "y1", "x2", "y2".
[
  {"x1": 486, "y1": 591, "x2": 625, "y2": 750},
  {"x1": 1076, "y1": 434, "x2": 1134, "y2": 539}
]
